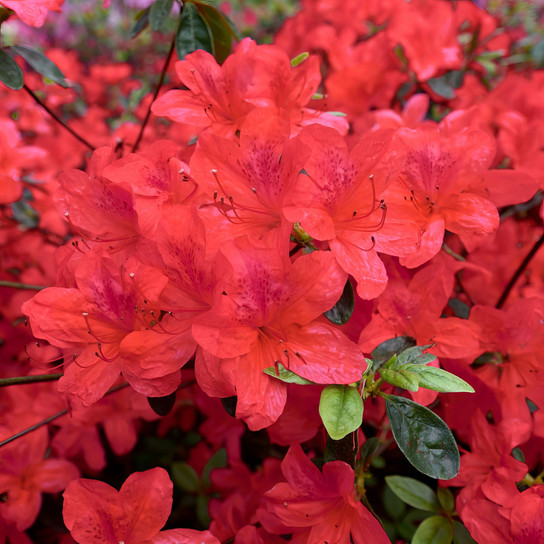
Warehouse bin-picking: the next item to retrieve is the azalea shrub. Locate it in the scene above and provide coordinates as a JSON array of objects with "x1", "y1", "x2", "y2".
[{"x1": 1, "y1": 0, "x2": 544, "y2": 543}]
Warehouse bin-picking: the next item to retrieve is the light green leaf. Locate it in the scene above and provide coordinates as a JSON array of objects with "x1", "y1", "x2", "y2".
[
  {"x1": 264, "y1": 364, "x2": 315, "y2": 385},
  {"x1": 404, "y1": 365, "x2": 474, "y2": 393},
  {"x1": 437, "y1": 486, "x2": 455, "y2": 514},
  {"x1": 319, "y1": 385, "x2": 363, "y2": 440},
  {"x1": 171, "y1": 461, "x2": 199, "y2": 492},
  {"x1": 380, "y1": 367, "x2": 420, "y2": 392},
  {"x1": 412, "y1": 515, "x2": 454, "y2": 544},
  {"x1": 291, "y1": 52, "x2": 309, "y2": 67},
  {"x1": 386, "y1": 475, "x2": 441, "y2": 512}
]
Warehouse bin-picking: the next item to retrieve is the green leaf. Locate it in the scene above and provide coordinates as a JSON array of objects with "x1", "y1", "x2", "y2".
[
  {"x1": 324, "y1": 278, "x2": 354, "y2": 325},
  {"x1": 291, "y1": 52, "x2": 309, "y2": 66},
  {"x1": 194, "y1": 2, "x2": 236, "y2": 63},
  {"x1": 428, "y1": 77, "x2": 455, "y2": 99},
  {"x1": 176, "y1": 2, "x2": 214, "y2": 60},
  {"x1": 437, "y1": 486, "x2": 455, "y2": 514},
  {"x1": 130, "y1": 8, "x2": 150, "y2": 38},
  {"x1": 396, "y1": 345, "x2": 435, "y2": 366},
  {"x1": 0, "y1": 49, "x2": 23, "y2": 90},
  {"x1": 359, "y1": 436, "x2": 380, "y2": 467},
  {"x1": 201, "y1": 448, "x2": 226, "y2": 488},
  {"x1": 370, "y1": 336, "x2": 416, "y2": 372},
  {"x1": 171, "y1": 461, "x2": 200, "y2": 493},
  {"x1": 453, "y1": 521, "x2": 477, "y2": 544},
  {"x1": 385, "y1": 394, "x2": 460, "y2": 479},
  {"x1": 147, "y1": 391, "x2": 176, "y2": 416},
  {"x1": 264, "y1": 363, "x2": 316, "y2": 385},
  {"x1": 11, "y1": 198, "x2": 39, "y2": 228},
  {"x1": 196, "y1": 493, "x2": 211, "y2": 527},
  {"x1": 385, "y1": 476, "x2": 441, "y2": 512},
  {"x1": 380, "y1": 367, "x2": 420, "y2": 391},
  {"x1": 9, "y1": 45, "x2": 67, "y2": 88},
  {"x1": 383, "y1": 483, "x2": 407, "y2": 520},
  {"x1": 319, "y1": 385, "x2": 363, "y2": 440},
  {"x1": 404, "y1": 365, "x2": 474, "y2": 393},
  {"x1": 412, "y1": 515, "x2": 453, "y2": 544},
  {"x1": 149, "y1": 0, "x2": 173, "y2": 32}
]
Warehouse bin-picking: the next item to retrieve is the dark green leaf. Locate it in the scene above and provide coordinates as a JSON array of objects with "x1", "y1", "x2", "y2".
[
  {"x1": 444, "y1": 70, "x2": 465, "y2": 89},
  {"x1": 221, "y1": 396, "x2": 237, "y2": 417},
  {"x1": 319, "y1": 385, "x2": 363, "y2": 440},
  {"x1": 437, "y1": 486, "x2": 455, "y2": 514},
  {"x1": 150, "y1": 0, "x2": 173, "y2": 32},
  {"x1": 385, "y1": 394, "x2": 460, "y2": 479},
  {"x1": 11, "y1": 198, "x2": 39, "y2": 228},
  {"x1": 195, "y1": 2, "x2": 239, "y2": 63},
  {"x1": 196, "y1": 493, "x2": 211, "y2": 527},
  {"x1": 370, "y1": 336, "x2": 416, "y2": 371},
  {"x1": 526, "y1": 398, "x2": 539, "y2": 413},
  {"x1": 380, "y1": 367, "x2": 420, "y2": 391},
  {"x1": 404, "y1": 365, "x2": 474, "y2": 393},
  {"x1": 264, "y1": 363, "x2": 315, "y2": 385},
  {"x1": 171, "y1": 461, "x2": 199, "y2": 492},
  {"x1": 0, "y1": 49, "x2": 23, "y2": 90},
  {"x1": 359, "y1": 436, "x2": 380, "y2": 467},
  {"x1": 412, "y1": 515, "x2": 453, "y2": 544},
  {"x1": 176, "y1": 2, "x2": 214, "y2": 60},
  {"x1": 511, "y1": 446, "x2": 526, "y2": 463},
  {"x1": 453, "y1": 521, "x2": 477, "y2": 544},
  {"x1": 324, "y1": 278, "x2": 355, "y2": 325},
  {"x1": 448, "y1": 298, "x2": 470, "y2": 319},
  {"x1": 147, "y1": 391, "x2": 176, "y2": 416},
  {"x1": 9, "y1": 45, "x2": 67, "y2": 88},
  {"x1": 202, "y1": 448, "x2": 226, "y2": 488},
  {"x1": 130, "y1": 8, "x2": 150, "y2": 39},
  {"x1": 383, "y1": 483, "x2": 407, "y2": 520},
  {"x1": 385, "y1": 476, "x2": 441, "y2": 512},
  {"x1": 428, "y1": 77, "x2": 455, "y2": 99}
]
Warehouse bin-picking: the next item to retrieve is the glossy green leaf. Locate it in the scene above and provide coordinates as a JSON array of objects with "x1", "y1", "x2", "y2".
[
  {"x1": 195, "y1": 2, "x2": 239, "y2": 63},
  {"x1": 264, "y1": 363, "x2": 316, "y2": 385},
  {"x1": 0, "y1": 49, "x2": 23, "y2": 90},
  {"x1": 453, "y1": 521, "x2": 477, "y2": 544},
  {"x1": 404, "y1": 365, "x2": 475, "y2": 393},
  {"x1": 176, "y1": 2, "x2": 213, "y2": 60},
  {"x1": 380, "y1": 367, "x2": 420, "y2": 392},
  {"x1": 149, "y1": 0, "x2": 173, "y2": 31},
  {"x1": 385, "y1": 476, "x2": 440, "y2": 512},
  {"x1": 10, "y1": 45, "x2": 67, "y2": 88},
  {"x1": 324, "y1": 278, "x2": 355, "y2": 325},
  {"x1": 359, "y1": 436, "x2": 380, "y2": 467},
  {"x1": 428, "y1": 77, "x2": 455, "y2": 99},
  {"x1": 437, "y1": 486, "x2": 455, "y2": 514},
  {"x1": 319, "y1": 385, "x2": 363, "y2": 440},
  {"x1": 171, "y1": 461, "x2": 199, "y2": 493},
  {"x1": 385, "y1": 395, "x2": 460, "y2": 479},
  {"x1": 412, "y1": 515, "x2": 454, "y2": 544}
]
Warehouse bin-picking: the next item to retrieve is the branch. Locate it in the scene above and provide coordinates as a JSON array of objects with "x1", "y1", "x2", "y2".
[
  {"x1": 131, "y1": 25, "x2": 177, "y2": 153},
  {"x1": 0, "y1": 281, "x2": 46, "y2": 290},
  {"x1": 0, "y1": 382, "x2": 129, "y2": 449},
  {"x1": 23, "y1": 84, "x2": 95, "y2": 152},
  {"x1": 0, "y1": 373, "x2": 63, "y2": 387},
  {"x1": 496, "y1": 232, "x2": 544, "y2": 309}
]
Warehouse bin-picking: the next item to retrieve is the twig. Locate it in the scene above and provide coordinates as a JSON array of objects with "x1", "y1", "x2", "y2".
[
  {"x1": 0, "y1": 373, "x2": 63, "y2": 387},
  {"x1": 23, "y1": 85, "x2": 95, "y2": 151},
  {"x1": 0, "y1": 281, "x2": 46, "y2": 290}
]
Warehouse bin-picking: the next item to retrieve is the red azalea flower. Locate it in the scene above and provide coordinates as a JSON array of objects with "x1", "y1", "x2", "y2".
[
  {"x1": 258, "y1": 444, "x2": 389, "y2": 543},
  {"x1": 0, "y1": 0, "x2": 63, "y2": 27}
]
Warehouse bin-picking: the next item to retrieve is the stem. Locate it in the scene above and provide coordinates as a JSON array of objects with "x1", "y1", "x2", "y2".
[
  {"x1": 0, "y1": 382, "x2": 128, "y2": 449},
  {"x1": 496, "y1": 232, "x2": 544, "y2": 309},
  {"x1": 0, "y1": 281, "x2": 46, "y2": 290},
  {"x1": 442, "y1": 243, "x2": 466, "y2": 262},
  {"x1": 23, "y1": 85, "x2": 95, "y2": 152},
  {"x1": 131, "y1": 25, "x2": 178, "y2": 153},
  {"x1": 0, "y1": 373, "x2": 63, "y2": 387}
]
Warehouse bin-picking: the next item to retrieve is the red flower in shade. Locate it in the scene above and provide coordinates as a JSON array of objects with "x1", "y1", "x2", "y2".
[
  {"x1": 63, "y1": 467, "x2": 219, "y2": 543},
  {"x1": 258, "y1": 444, "x2": 389, "y2": 543},
  {"x1": 192, "y1": 237, "x2": 366, "y2": 429},
  {"x1": 0, "y1": 423, "x2": 79, "y2": 531}
]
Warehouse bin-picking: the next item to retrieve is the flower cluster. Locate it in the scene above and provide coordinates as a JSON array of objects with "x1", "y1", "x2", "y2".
[{"x1": 1, "y1": 0, "x2": 544, "y2": 543}]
